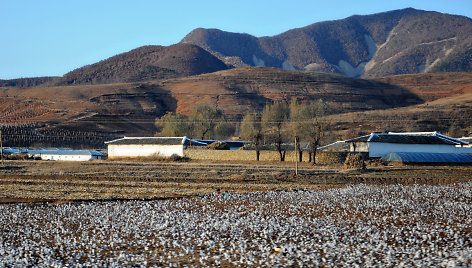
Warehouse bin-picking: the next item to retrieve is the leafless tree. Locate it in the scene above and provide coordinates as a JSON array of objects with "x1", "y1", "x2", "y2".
[
  {"x1": 262, "y1": 101, "x2": 289, "y2": 161},
  {"x1": 240, "y1": 112, "x2": 263, "y2": 161}
]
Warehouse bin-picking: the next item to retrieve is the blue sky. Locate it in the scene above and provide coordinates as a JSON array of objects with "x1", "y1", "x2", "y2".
[{"x1": 1, "y1": 0, "x2": 471, "y2": 79}]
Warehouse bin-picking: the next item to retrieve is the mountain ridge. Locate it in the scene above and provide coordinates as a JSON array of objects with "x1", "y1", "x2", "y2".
[
  {"x1": 2, "y1": 8, "x2": 472, "y2": 86},
  {"x1": 181, "y1": 8, "x2": 472, "y2": 78}
]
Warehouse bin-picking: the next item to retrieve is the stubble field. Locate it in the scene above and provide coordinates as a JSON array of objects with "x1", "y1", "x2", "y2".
[{"x1": 0, "y1": 160, "x2": 471, "y2": 203}]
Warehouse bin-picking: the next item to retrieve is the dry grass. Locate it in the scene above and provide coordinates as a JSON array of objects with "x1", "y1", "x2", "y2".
[{"x1": 0, "y1": 160, "x2": 471, "y2": 203}]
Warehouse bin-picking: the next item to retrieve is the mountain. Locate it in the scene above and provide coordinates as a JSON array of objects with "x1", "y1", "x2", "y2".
[
  {"x1": 181, "y1": 8, "x2": 472, "y2": 78},
  {"x1": 60, "y1": 43, "x2": 229, "y2": 85}
]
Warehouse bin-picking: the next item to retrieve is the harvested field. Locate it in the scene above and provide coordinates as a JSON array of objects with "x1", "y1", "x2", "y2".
[
  {"x1": 0, "y1": 183, "x2": 471, "y2": 266},
  {"x1": 0, "y1": 160, "x2": 471, "y2": 203}
]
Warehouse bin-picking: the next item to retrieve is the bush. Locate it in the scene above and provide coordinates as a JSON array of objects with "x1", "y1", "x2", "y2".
[
  {"x1": 169, "y1": 154, "x2": 189, "y2": 162},
  {"x1": 344, "y1": 153, "x2": 366, "y2": 170}
]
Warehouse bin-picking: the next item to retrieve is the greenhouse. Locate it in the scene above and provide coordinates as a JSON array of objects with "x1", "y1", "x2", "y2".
[{"x1": 382, "y1": 152, "x2": 472, "y2": 163}]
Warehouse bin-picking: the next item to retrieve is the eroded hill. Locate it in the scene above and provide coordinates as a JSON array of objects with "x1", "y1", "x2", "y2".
[{"x1": 0, "y1": 68, "x2": 471, "y2": 147}]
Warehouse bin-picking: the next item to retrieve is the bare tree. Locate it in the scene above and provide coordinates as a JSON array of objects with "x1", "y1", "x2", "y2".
[
  {"x1": 240, "y1": 112, "x2": 263, "y2": 161},
  {"x1": 288, "y1": 99, "x2": 305, "y2": 162},
  {"x1": 262, "y1": 101, "x2": 289, "y2": 161},
  {"x1": 304, "y1": 99, "x2": 329, "y2": 164}
]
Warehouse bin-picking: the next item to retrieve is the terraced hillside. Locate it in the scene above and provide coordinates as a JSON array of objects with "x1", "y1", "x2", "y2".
[{"x1": 0, "y1": 68, "x2": 471, "y2": 147}]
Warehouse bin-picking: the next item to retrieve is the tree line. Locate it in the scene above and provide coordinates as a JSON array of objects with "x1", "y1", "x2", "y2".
[{"x1": 155, "y1": 99, "x2": 329, "y2": 164}]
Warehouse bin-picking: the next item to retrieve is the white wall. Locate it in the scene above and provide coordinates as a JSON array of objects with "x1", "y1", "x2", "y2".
[
  {"x1": 350, "y1": 142, "x2": 369, "y2": 153},
  {"x1": 40, "y1": 154, "x2": 95, "y2": 161},
  {"x1": 108, "y1": 144, "x2": 184, "y2": 158},
  {"x1": 368, "y1": 143, "x2": 471, "y2": 157}
]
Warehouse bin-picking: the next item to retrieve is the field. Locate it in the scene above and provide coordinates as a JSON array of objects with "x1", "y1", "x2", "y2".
[
  {"x1": 0, "y1": 160, "x2": 471, "y2": 266},
  {"x1": 0, "y1": 160, "x2": 471, "y2": 202}
]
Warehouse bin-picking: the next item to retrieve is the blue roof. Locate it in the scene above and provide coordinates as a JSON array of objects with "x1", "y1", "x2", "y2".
[
  {"x1": 31, "y1": 150, "x2": 104, "y2": 156},
  {"x1": 382, "y1": 152, "x2": 472, "y2": 163}
]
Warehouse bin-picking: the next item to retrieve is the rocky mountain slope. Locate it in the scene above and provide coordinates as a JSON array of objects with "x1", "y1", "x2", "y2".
[{"x1": 181, "y1": 8, "x2": 472, "y2": 78}]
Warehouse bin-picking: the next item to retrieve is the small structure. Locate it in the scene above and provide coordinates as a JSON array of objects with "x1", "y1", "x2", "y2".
[
  {"x1": 105, "y1": 136, "x2": 189, "y2": 158},
  {"x1": 31, "y1": 149, "x2": 105, "y2": 161},
  {"x1": 344, "y1": 132, "x2": 471, "y2": 158}
]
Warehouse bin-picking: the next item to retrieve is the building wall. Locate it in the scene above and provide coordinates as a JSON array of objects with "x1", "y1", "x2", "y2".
[
  {"x1": 350, "y1": 142, "x2": 370, "y2": 153},
  {"x1": 368, "y1": 143, "x2": 469, "y2": 157},
  {"x1": 108, "y1": 144, "x2": 184, "y2": 158}
]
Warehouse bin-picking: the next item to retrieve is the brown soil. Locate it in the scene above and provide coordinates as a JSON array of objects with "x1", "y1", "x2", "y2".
[{"x1": 0, "y1": 160, "x2": 470, "y2": 203}]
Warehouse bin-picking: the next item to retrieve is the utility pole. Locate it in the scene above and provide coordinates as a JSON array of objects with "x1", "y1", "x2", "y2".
[
  {"x1": 294, "y1": 136, "x2": 298, "y2": 176},
  {"x1": 0, "y1": 129, "x2": 3, "y2": 166}
]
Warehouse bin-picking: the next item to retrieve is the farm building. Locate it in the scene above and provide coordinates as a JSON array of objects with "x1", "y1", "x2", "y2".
[
  {"x1": 344, "y1": 132, "x2": 472, "y2": 158},
  {"x1": 105, "y1": 137, "x2": 190, "y2": 158},
  {"x1": 30, "y1": 149, "x2": 105, "y2": 161}
]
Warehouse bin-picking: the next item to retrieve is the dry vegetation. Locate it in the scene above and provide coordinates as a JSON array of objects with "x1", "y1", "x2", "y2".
[{"x1": 0, "y1": 160, "x2": 471, "y2": 203}]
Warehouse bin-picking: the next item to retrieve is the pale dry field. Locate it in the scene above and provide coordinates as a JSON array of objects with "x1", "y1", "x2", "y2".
[{"x1": 0, "y1": 183, "x2": 471, "y2": 266}]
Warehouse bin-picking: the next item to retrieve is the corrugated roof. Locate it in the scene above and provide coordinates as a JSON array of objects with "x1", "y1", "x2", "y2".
[
  {"x1": 345, "y1": 132, "x2": 468, "y2": 145},
  {"x1": 105, "y1": 137, "x2": 187, "y2": 145},
  {"x1": 382, "y1": 152, "x2": 472, "y2": 163},
  {"x1": 32, "y1": 150, "x2": 104, "y2": 156}
]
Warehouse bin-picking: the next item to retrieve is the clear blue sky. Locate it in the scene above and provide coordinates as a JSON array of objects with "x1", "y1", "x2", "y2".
[{"x1": 1, "y1": 0, "x2": 471, "y2": 79}]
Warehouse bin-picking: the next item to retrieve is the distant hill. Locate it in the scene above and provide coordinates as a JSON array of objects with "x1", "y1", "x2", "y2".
[
  {"x1": 181, "y1": 8, "x2": 472, "y2": 78},
  {"x1": 0, "y1": 67, "x2": 471, "y2": 147},
  {"x1": 60, "y1": 43, "x2": 229, "y2": 85},
  {"x1": 161, "y1": 67, "x2": 422, "y2": 116},
  {"x1": 0, "y1": 77, "x2": 60, "y2": 88}
]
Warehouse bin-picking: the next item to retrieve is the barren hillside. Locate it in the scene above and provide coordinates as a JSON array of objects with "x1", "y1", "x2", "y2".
[{"x1": 0, "y1": 68, "x2": 471, "y2": 147}]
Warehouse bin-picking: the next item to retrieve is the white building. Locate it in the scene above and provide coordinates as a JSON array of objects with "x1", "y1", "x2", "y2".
[
  {"x1": 345, "y1": 132, "x2": 471, "y2": 158},
  {"x1": 33, "y1": 150, "x2": 105, "y2": 161},
  {"x1": 105, "y1": 137, "x2": 189, "y2": 158}
]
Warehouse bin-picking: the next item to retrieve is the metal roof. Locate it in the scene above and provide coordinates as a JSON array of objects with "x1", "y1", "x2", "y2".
[
  {"x1": 345, "y1": 132, "x2": 468, "y2": 145},
  {"x1": 382, "y1": 152, "x2": 472, "y2": 163},
  {"x1": 105, "y1": 136, "x2": 188, "y2": 145},
  {"x1": 32, "y1": 150, "x2": 104, "y2": 156}
]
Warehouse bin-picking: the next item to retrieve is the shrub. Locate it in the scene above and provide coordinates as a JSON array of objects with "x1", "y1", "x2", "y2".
[
  {"x1": 344, "y1": 153, "x2": 366, "y2": 170},
  {"x1": 169, "y1": 154, "x2": 189, "y2": 162}
]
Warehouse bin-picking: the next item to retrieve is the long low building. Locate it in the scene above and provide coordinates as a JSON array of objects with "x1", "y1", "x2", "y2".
[
  {"x1": 31, "y1": 149, "x2": 105, "y2": 161},
  {"x1": 105, "y1": 137, "x2": 189, "y2": 158},
  {"x1": 344, "y1": 131, "x2": 472, "y2": 158}
]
